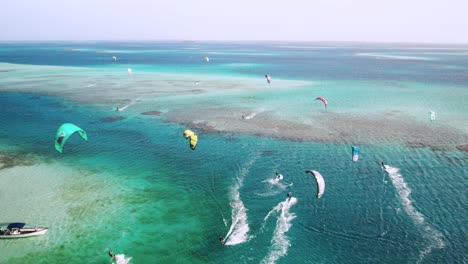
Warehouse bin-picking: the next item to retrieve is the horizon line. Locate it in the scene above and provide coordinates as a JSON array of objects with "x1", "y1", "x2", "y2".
[{"x1": 1, "y1": 39, "x2": 468, "y2": 46}]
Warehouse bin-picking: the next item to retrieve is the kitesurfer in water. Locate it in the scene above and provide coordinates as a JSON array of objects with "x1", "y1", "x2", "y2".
[
  {"x1": 275, "y1": 172, "x2": 284, "y2": 181},
  {"x1": 381, "y1": 161, "x2": 386, "y2": 169},
  {"x1": 219, "y1": 236, "x2": 225, "y2": 245},
  {"x1": 287, "y1": 192, "x2": 291, "y2": 200},
  {"x1": 108, "y1": 251, "x2": 116, "y2": 260}
]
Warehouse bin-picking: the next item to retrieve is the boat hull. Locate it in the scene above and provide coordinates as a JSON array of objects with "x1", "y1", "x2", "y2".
[{"x1": 0, "y1": 228, "x2": 48, "y2": 239}]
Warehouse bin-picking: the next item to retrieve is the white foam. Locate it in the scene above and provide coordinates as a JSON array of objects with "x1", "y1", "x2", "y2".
[
  {"x1": 384, "y1": 165, "x2": 444, "y2": 262},
  {"x1": 243, "y1": 109, "x2": 264, "y2": 120},
  {"x1": 355, "y1": 52, "x2": 433, "y2": 61},
  {"x1": 117, "y1": 96, "x2": 143, "y2": 112},
  {"x1": 256, "y1": 175, "x2": 292, "y2": 197},
  {"x1": 223, "y1": 158, "x2": 257, "y2": 246},
  {"x1": 223, "y1": 189, "x2": 250, "y2": 246},
  {"x1": 114, "y1": 254, "x2": 132, "y2": 264},
  {"x1": 264, "y1": 178, "x2": 287, "y2": 188},
  {"x1": 261, "y1": 197, "x2": 297, "y2": 264}
]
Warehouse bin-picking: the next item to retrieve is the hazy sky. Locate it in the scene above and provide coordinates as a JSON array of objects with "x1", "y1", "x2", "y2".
[{"x1": 2, "y1": 0, "x2": 467, "y2": 43}]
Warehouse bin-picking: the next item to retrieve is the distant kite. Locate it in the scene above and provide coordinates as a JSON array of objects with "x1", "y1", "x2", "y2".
[
  {"x1": 430, "y1": 110, "x2": 436, "y2": 121},
  {"x1": 315, "y1": 97, "x2": 328, "y2": 108},
  {"x1": 352, "y1": 146, "x2": 360, "y2": 162}
]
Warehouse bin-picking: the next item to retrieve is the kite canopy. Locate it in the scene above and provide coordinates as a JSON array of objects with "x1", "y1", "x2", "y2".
[
  {"x1": 112, "y1": 56, "x2": 117, "y2": 61},
  {"x1": 352, "y1": 146, "x2": 360, "y2": 162},
  {"x1": 183, "y1": 129, "x2": 198, "y2": 150},
  {"x1": 315, "y1": 97, "x2": 328, "y2": 108},
  {"x1": 204, "y1": 56, "x2": 210, "y2": 62},
  {"x1": 429, "y1": 110, "x2": 436, "y2": 121},
  {"x1": 305, "y1": 170, "x2": 325, "y2": 199},
  {"x1": 54, "y1": 123, "x2": 88, "y2": 153}
]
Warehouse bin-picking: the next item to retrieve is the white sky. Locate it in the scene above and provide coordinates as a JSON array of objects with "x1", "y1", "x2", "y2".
[{"x1": 1, "y1": 0, "x2": 467, "y2": 43}]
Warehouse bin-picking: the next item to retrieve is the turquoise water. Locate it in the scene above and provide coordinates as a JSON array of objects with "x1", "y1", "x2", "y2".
[{"x1": 0, "y1": 42, "x2": 467, "y2": 263}]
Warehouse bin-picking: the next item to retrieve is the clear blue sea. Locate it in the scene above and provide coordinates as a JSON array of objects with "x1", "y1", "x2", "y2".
[{"x1": 0, "y1": 42, "x2": 467, "y2": 263}]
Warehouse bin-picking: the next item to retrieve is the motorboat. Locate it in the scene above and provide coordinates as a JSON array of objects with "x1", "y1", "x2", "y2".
[{"x1": 0, "y1": 223, "x2": 48, "y2": 239}]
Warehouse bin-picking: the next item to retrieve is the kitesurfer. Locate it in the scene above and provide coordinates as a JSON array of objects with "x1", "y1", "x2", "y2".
[
  {"x1": 219, "y1": 236, "x2": 225, "y2": 245},
  {"x1": 381, "y1": 161, "x2": 385, "y2": 169},
  {"x1": 287, "y1": 192, "x2": 291, "y2": 200},
  {"x1": 108, "y1": 251, "x2": 116, "y2": 260},
  {"x1": 275, "y1": 172, "x2": 283, "y2": 180}
]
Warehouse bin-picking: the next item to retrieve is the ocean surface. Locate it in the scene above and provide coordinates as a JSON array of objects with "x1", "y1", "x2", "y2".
[{"x1": 0, "y1": 42, "x2": 467, "y2": 264}]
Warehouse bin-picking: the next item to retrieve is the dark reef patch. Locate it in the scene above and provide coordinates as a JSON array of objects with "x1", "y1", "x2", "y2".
[
  {"x1": 141, "y1": 111, "x2": 163, "y2": 116},
  {"x1": 98, "y1": 116, "x2": 125, "y2": 123},
  {"x1": 456, "y1": 144, "x2": 468, "y2": 152},
  {"x1": 0, "y1": 151, "x2": 36, "y2": 170}
]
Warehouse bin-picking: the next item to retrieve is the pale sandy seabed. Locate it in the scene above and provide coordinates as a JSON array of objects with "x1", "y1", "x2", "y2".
[
  {"x1": 0, "y1": 149, "x2": 124, "y2": 262},
  {"x1": 1, "y1": 63, "x2": 467, "y2": 152}
]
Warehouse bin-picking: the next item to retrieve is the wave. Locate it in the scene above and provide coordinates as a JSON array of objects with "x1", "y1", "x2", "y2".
[
  {"x1": 223, "y1": 158, "x2": 257, "y2": 246},
  {"x1": 355, "y1": 52, "x2": 433, "y2": 61},
  {"x1": 260, "y1": 197, "x2": 297, "y2": 264},
  {"x1": 384, "y1": 165, "x2": 445, "y2": 263}
]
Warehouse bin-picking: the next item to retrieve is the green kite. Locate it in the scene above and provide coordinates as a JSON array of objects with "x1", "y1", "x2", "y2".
[{"x1": 54, "y1": 123, "x2": 88, "y2": 153}]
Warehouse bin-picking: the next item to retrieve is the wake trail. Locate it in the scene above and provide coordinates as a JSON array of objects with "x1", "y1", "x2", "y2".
[
  {"x1": 223, "y1": 157, "x2": 258, "y2": 246},
  {"x1": 379, "y1": 171, "x2": 388, "y2": 236},
  {"x1": 256, "y1": 178, "x2": 292, "y2": 197},
  {"x1": 113, "y1": 254, "x2": 132, "y2": 264},
  {"x1": 209, "y1": 175, "x2": 228, "y2": 227},
  {"x1": 243, "y1": 109, "x2": 265, "y2": 120},
  {"x1": 384, "y1": 165, "x2": 445, "y2": 263},
  {"x1": 260, "y1": 197, "x2": 297, "y2": 264},
  {"x1": 117, "y1": 96, "x2": 143, "y2": 111}
]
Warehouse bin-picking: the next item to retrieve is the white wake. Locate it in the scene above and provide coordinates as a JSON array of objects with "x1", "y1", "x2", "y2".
[
  {"x1": 260, "y1": 197, "x2": 297, "y2": 264},
  {"x1": 257, "y1": 177, "x2": 292, "y2": 197},
  {"x1": 384, "y1": 165, "x2": 445, "y2": 263},
  {"x1": 223, "y1": 158, "x2": 257, "y2": 246},
  {"x1": 117, "y1": 96, "x2": 143, "y2": 111},
  {"x1": 113, "y1": 254, "x2": 132, "y2": 264},
  {"x1": 243, "y1": 109, "x2": 264, "y2": 120}
]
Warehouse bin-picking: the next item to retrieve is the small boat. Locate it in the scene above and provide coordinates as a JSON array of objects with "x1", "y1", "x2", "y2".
[{"x1": 0, "y1": 223, "x2": 48, "y2": 239}]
